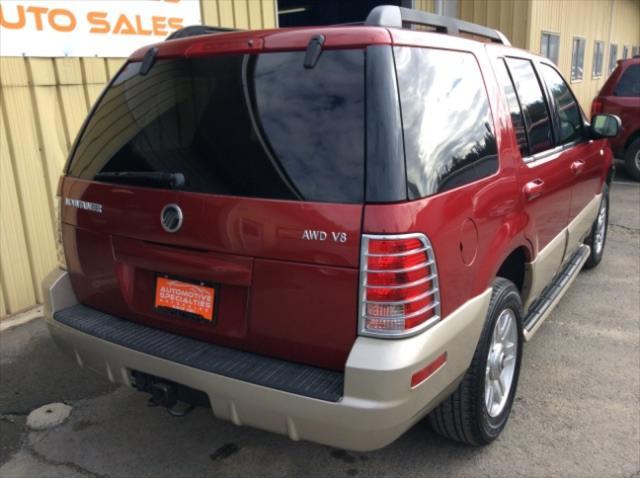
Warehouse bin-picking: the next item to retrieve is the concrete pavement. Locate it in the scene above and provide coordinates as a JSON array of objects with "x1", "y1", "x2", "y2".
[{"x1": 1, "y1": 168, "x2": 638, "y2": 478}]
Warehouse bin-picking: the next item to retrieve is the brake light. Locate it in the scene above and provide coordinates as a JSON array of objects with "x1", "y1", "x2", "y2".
[
  {"x1": 591, "y1": 98, "x2": 603, "y2": 117},
  {"x1": 359, "y1": 233, "x2": 441, "y2": 338}
]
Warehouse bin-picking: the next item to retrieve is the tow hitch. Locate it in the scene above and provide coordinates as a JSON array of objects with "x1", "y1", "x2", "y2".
[
  {"x1": 148, "y1": 382, "x2": 195, "y2": 417},
  {"x1": 131, "y1": 371, "x2": 210, "y2": 417}
]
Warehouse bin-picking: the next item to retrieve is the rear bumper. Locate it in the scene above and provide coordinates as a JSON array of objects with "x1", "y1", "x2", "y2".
[{"x1": 43, "y1": 268, "x2": 490, "y2": 451}]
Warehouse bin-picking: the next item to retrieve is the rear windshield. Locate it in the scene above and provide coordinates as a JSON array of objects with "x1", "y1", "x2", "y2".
[{"x1": 68, "y1": 50, "x2": 365, "y2": 203}]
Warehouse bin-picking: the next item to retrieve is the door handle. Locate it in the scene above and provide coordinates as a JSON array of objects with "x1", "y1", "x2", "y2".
[
  {"x1": 524, "y1": 179, "x2": 545, "y2": 201},
  {"x1": 571, "y1": 160, "x2": 586, "y2": 174}
]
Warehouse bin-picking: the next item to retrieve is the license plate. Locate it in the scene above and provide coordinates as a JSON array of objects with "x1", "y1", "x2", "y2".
[{"x1": 154, "y1": 277, "x2": 215, "y2": 321}]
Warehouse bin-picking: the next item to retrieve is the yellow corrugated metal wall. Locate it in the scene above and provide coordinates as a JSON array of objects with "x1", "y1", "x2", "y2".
[
  {"x1": 415, "y1": 0, "x2": 436, "y2": 12},
  {"x1": 459, "y1": 0, "x2": 640, "y2": 110},
  {"x1": 528, "y1": 0, "x2": 640, "y2": 110},
  {"x1": 1, "y1": 0, "x2": 638, "y2": 318},
  {"x1": 0, "y1": 0, "x2": 277, "y2": 318},
  {"x1": 459, "y1": 0, "x2": 532, "y2": 51}
]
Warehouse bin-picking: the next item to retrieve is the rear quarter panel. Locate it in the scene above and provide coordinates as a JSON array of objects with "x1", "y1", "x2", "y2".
[
  {"x1": 362, "y1": 175, "x2": 530, "y2": 319},
  {"x1": 364, "y1": 42, "x2": 532, "y2": 317}
]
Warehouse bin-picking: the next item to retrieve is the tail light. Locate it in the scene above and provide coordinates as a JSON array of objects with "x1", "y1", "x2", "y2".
[
  {"x1": 359, "y1": 233, "x2": 441, "y2": 338},
  {"x1": 591, "y1": 98, "x2": 603, "y2": 117}
]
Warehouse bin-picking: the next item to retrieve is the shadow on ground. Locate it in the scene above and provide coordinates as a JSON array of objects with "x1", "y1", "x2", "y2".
[{"x1": 0, "y1": 181, "x2": 638, "y2": 478}]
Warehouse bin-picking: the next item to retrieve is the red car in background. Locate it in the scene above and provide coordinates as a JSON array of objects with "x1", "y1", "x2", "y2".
[{"x1": 592, "y1": 57, "x2": 640, "y2": 180}]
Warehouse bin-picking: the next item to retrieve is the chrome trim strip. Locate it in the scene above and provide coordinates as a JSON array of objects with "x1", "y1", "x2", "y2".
[
  {"x1": 365, "y1": 246, "x2": 429, "y2": 258},
  {"x1": 361, "y1": 315, "x2": 442, "y2": 338},
  {"x1": 523, "y1": 144, "x2": 564, "y2": 165},
  {"x1": 364, "y1": 275, "x2": 437, "y2": 290},
  {"x1": 362, "y1": 301, "x2": 439, "y2": 320},
  {"x1": 358, "y1": 233, "x2": 442, "y2": 339},
  {"x1": 364, "y1": 288, "x2": 439, "y2": 305},
  {"x1": 364, "y1": 260, "x2": 434, "y2": 274}
]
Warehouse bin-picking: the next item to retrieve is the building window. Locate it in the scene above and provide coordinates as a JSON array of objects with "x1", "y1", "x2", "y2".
[
  {"x1": 633, "y1": 46, "x2": 639, "y2": 57},
  {"x1": 571, "y1": 37, "x2": 586, "y2": 81},
  {"x1": 609, "y1": 44, "x2": 618, "y2": 74},
  {"x1": 592, "y1": 41, "x2": 604, "y2": 78},
  {"x1": 622, "y1": 46, "x2": 629, "y2": 59},
  {"x1": 540, "y1": 32, "x2": 560, "y2": 65}
]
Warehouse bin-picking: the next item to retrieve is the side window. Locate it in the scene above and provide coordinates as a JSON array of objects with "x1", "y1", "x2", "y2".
[
  {"x1": 395, "y1": 47, "x2": 498, "y2": 198},
  {"x1": 540, "y1": 64, "x2": 585, "y2": 144},
  {"x1": 495, "y1": 59, "x2": 529, "y2": 157},
  {"x1": 615, "y1": 64, "x2": 640, "y2": 97},
  {"x1": 506, "y1": 58, "x2": 554, "y2": 155}
]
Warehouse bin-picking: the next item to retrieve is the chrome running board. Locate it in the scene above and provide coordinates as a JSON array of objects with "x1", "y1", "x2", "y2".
[{"x1": 523, "y1": 245, "x2": 591, "y2": 341}]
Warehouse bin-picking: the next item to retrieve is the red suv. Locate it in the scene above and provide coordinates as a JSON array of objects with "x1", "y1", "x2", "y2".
[
  {"x1": 591, "y1": 56, "x2": 640, "y2": 180},
  {"x1": 44, "y1": 6, "x2": 620, "y2": 450}
]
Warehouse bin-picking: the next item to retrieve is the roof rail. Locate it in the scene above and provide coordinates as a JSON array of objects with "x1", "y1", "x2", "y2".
[
  {"x1": 165, "y1": 25, "x2": 240, "y2": 41},
  {"x1": 365, "y1": 5, "x2": 511, "y2": 46}
]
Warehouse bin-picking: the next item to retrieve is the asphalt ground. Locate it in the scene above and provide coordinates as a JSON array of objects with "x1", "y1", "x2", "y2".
[{"x1": 1, "y1": 162, "x2": 638, "y2": 478}]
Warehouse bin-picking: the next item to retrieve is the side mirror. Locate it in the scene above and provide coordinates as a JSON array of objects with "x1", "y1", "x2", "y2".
[{"x1": 590, "y1": 114, "x2": 621, "y2": 138}]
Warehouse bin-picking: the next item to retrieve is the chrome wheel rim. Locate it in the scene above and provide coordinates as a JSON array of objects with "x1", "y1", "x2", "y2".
[
  {"x1": 635, "y1": 149, "x2": 640, "y2": 171},
  {"x1": 485, "y1": 309, "x2": 518, "y2": 418},
  {"x1": 594, "y1": 195, "x2": 608, "y2": 255}
]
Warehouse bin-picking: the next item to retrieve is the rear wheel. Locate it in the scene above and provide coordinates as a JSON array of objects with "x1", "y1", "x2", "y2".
[
  {"x1": 583, "y1": 184, "x2": 609, "y2": 269},
  {"x1": 429, "y1": 278, "x2": 523, "y2": 445},
  {"x1": 624, "y1": 138, "x2": 640, "y2": 181}
]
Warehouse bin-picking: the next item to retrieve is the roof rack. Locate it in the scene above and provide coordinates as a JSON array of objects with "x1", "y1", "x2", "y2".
[
  {"x1": 365, "y1": 5, "x2": 511, "y2": 46},
  {"x1": 165, "y1": 25, "x2": 240, "y2": 41}
]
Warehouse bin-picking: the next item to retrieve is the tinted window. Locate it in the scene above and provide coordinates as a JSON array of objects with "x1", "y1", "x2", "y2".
[
  {"x1": 615, "y1": 64, "x2": 640, "y2": 97},
  {"x1": 540, "y1": 32, "x2": 560, "y2": 65},
  {"x1": 495, "y1": 59, "x2": 529, "y2": 157},
  {"x1": 395, "y1": 47, "x2": 498, "y2": 198},
  {"x1": 506, "y1": 58, "x2": 554, "y2": 155},
  {"x1": 68, "y1": 50, "x2": 365, "y2": 203},
  {"x1": 571, "y1": 37, "x2": 586, "y2": 81},
  {"x1": 541, "y1": 64, "x2": 584, "y2": 144}
]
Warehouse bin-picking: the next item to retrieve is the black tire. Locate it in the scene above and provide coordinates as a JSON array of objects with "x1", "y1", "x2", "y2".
[
  {"x1": 429, "y1": 278, "x2": 523, "y2": 446},
  {"x1": 623, "y1": 138, "x2": 640, "y2": 182},
  {"x1": 583, "y1": 183, "x2": 609, "y2": 269}
]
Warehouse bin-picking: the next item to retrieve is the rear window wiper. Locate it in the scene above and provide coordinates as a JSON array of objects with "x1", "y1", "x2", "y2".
[{"x1": 95, "y1": 171, "x2": 185, "y2": 189}]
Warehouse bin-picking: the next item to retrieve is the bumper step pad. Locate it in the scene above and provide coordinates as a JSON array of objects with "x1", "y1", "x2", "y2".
[{"x1": 54, "y1": 305, "x2": 344, "y2": 402}]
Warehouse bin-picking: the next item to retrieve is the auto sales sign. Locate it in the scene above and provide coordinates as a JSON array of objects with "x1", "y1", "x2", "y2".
[{"x1": 0, "y1": 0, "x2": 202, "y2": 57}]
